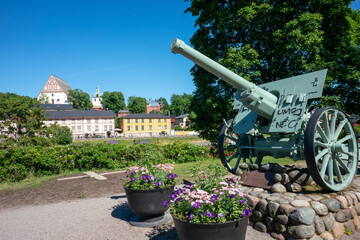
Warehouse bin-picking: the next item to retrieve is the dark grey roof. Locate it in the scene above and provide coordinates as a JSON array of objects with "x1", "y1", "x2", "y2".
[
  {"x1": 51, "y1": 74, "x2": 72, "y2": 95},
  {"x1": 118, "y1": 110, "x2": 130, "y2": 113},
  {"x1": 40, "y1": 104, "x2": 73, "y2": 111},
  {"x1": 45, "y1": 109, "x2": 116, "y2": 119},
  {"x1": 121, "y1": 114, "x2": 170, "y2": 119}
]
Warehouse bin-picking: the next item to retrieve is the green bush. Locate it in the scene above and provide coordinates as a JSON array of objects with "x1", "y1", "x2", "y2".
[
  {"x1": 354, "y1": 125, "x2": 360, "y2": 139},
  {"x1": 0, "y1": 141, "x2": 210, "y2": 182}
]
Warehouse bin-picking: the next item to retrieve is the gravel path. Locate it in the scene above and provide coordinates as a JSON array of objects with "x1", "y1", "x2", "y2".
[{"x1": 0, "y1": 193, "x2": 273, "y2": 240}]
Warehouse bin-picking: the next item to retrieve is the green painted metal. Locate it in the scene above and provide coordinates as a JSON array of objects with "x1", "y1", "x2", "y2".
[
  {"x1": 304, "y1": 107, "x2": 358, "y2": 191},
  {"x1": 171, "y1": 39, "x2": 359, "y2": 191}
]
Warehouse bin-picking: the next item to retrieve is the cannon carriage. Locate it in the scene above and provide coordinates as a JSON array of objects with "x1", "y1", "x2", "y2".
[{"x1": 171, "y1": 38, "x2": 359, "y2": 192}]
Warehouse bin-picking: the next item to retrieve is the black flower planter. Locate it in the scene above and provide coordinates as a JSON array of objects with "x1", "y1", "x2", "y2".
[
  {"x1": 124, "y1": 185, "x2": 175, "y2": 227},
  {"x1": 172, "y1": 215, "x2": 249, "y2": 240}
]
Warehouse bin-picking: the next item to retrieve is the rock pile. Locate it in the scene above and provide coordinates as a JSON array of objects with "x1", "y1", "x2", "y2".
[{"x1": 244, "y1": 181, "x2": 360, "y2": 239}]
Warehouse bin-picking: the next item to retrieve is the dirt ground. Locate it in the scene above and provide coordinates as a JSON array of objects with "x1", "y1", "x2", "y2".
[{"x1": 0, "y1": 172, "x2": 127, "y2": 210}]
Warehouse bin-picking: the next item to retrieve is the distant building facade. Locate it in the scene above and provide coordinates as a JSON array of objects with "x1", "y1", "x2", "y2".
[
  {"x1": 175, "y1": 114, "x2": 190, "y2": 129},
  {"x1": 43, "y1": 109, "x2": 116, "y2": 138},
  {"x1": 37, "y1": 75, "x2": 72, "y2": 104},
  {"x1": 147, "y1": 99, "x2": 160, "y2": 113},
  {"x1": 92, "y1": 86, "x2": 103, "y2": 109},
  {"x1": 118, "y1": 110, "x2": 130, "y2": 118},
  {"x1": 119, "y1": 114, "x2": 171, "y2": 137}
]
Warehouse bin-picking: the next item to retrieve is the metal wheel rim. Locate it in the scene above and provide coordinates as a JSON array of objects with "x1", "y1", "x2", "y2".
[
  {"x1": 218, "y1": 119, "x2": 262, "y2": 175},
  {"x1": 304, "y1": 107, "x2": 358, "y2": 191}
]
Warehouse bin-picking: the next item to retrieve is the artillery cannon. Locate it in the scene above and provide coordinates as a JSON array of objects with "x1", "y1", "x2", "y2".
[{"x1": 171, "y1": 38, "x2": 359, "y2": 192}]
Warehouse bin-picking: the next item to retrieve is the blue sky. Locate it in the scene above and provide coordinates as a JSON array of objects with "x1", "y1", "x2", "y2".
[{"x1": 1, "y1": 0, "x2": 359, "y2": 104}]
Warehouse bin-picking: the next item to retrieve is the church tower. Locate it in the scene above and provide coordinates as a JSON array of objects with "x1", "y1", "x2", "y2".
[{"x1": 92, "y1": 86, "x2": 103, "y2": 109}]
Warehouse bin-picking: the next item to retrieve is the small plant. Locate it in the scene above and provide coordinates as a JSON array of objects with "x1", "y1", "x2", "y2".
[
  {"x1": 165, "y1": 165, "x2": 251, "y2": 223},
  {"x1": 123, "y1": 164, "x2": 177, "y2": 190},
  {"x1": 344, "y1": 226, "x2": 353, "y2": 235}
]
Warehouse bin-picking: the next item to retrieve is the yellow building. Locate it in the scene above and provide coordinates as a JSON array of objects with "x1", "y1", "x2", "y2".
[{"x1": 119, "y1": 114, "x2": 171, "y2": 137}]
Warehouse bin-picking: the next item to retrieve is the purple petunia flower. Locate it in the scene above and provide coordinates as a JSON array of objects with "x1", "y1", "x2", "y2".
[
  {"x1": 176, "y1": 189, "x2": 182, "y2": 194},
  {"x1": 201, "y1": 212, "x2": 206, "y2": 216},
  {"x1": 193, "y1": 202, "x2": 200, "y2": 208},
  {"x1": 168, "y1": 173, "x2": 175, "y2": 179},
  {"x1": 211, "y1": 194, "x2": 218, "y2": 202},
  {"x1": 131, "y1": 177, "x2": 136, "y2": 181},
  {"x1": 171, "y1": 193, "x2": 177, "y2": 200},
  {"x1": 218, "y1": 213, "x2": 225, "y2": 218},
  {"x1": 240, "y1": 199, "x2": 245, "y2": 204},
  {"x1": 228, "y1": 194, "x2": 235, "y2": 198},
  {"x1": 149, "y1": 175, "x2": 155, "y2": 181},
  {"x1": 189, "y1": 213, "x2": 194, "y2": 220},
  {"x1": 242, "y1": 209, "x2": 248, "y2": 217},
  {"x1": 155, "y1": 182, "x2": 160, "y2": 187},
  {"x1": 207, "y1": 210, "x2": 215, "y2": 218},
  {"x1": 176, "y1": 197, "x2": 183, "y2": 202},
  {"x1": 163, "y1": 200, "x2": 168, "y2": 207},
  {"x1": 142, "y1": 174, "x2": 147, "y2": 180}
]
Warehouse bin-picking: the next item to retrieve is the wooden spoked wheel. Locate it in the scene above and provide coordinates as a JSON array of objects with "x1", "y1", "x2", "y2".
[
  {"x1": 304, "y1": 107, "x2": 359, "y2": 191},
  {"x1": 218, "y1": 119, "x2": 262, "y2": 175}
]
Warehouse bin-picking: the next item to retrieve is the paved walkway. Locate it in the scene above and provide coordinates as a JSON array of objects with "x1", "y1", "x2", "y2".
[{"x1": 0, "y1": 193, "x2": 272, "y2": 240}]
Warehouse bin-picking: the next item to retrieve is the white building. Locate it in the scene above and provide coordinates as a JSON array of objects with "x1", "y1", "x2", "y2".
[
  {"x1": 92, "y1": 86, "x2": 103, "y2": 109},
  {"x1": 37, "y1": 75, "x2": 72, "y2": 104},
  {"x1": 43, "y1": 109, "x2": 116, "y2": 138}
]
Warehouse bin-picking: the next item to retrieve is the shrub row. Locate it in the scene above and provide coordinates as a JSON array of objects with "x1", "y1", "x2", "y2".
[{"x1": 0, "y1": 141, "x2": 209, "y2": 182}]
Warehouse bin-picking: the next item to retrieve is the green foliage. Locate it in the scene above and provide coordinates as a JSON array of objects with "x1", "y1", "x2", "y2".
[
  {"x1": 127, "y1": 96, "x2": 147, "y2": 113},
  {"x1": 0, "y1": 92, "x2": 47, "y2": 145},
  {"x1": 170, "y1": 93, "x2": 193, "y2": 116},
  {"x1": 174, "y1": 125, "x2": 183, "y2": 131},
  {"x1": 354, "y1": 125, "x2": 360, "y2": 138},
  {"x1": 163, "y1": 141, "x2": 207, "y2": 163},
  {"x1": 0, "y1": 141, "x2": 210, "y2": 182},
  {"x1": 68, "y1": 89, "x2": 93, "y2": 110},
  {"x1": 101, "y1": 91, "x2": 126, "y2": 114},
  {"x1": 185, "y1": 0, "x2": 360, "y2": 143},
  {"x1": 47, "y1": 125, "x2": 73, "y2": 145},
  {"x1": 157, "y1": 97, "x2": 170, "y2": 114}
]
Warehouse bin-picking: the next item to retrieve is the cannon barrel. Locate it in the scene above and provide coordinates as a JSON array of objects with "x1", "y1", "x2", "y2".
[{"x1": 171, "y1": 38, "x2": 278, "y2": 119}]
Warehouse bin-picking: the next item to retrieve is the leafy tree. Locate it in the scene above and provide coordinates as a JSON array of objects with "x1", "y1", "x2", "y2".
[
  {"x1": 185, "y1": 0, "x2": 360, "y2": 143},
  {"x1": 68, "y1": 89, "x2": 93, "y2": 110},
  {"x1": 38, "y1": 93, "x2": 49, "y2": 104},
  {"x1": 101, "y1": 91, "x2": 126, "y2": 114},
  {"x1": 170, "y1": 93, "x2": 193, "y2": 116},
  {"x1": 47, "y1": 124, "x2": 73, "y2": 145},
  {"x1": 127, "y1": 96, "x2": 147, "y2": 114},
  {"x1": 156, "y1": 97, "x2": 170, "y2": 114},
  {"x1": 0, "y1": 92, "x2": 47, "y2": 145}
]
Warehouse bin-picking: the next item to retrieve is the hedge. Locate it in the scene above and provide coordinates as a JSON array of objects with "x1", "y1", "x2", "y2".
[{"x1": 0, "y1": 141, "x2": 209, "y2": 182}]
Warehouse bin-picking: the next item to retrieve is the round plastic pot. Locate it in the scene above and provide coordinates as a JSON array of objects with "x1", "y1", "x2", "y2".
[
  {"x1": 124, "y1": 185, "x2": 174, "y2": 217},
  {"x1": 172, "y1": 214, "x2": 249, "y2": 240}
]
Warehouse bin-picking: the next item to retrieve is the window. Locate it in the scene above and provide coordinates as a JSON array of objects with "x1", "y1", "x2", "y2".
[
  {"x1": 95, "y1": 119, "x2": 99, "y2": 123},
  {"x1": 149, "y1": 125, "x2": 152, "y2": 130},
  {"x1": 77, "y1": 119, "x2": 81, "y2": 123},
  {"x1": 158, "y1": 125, "x2": 161, "y2": 130},
  {"x1": 87, "y1": 119, "x2": 91, "y2": 123},
  {"x1": 164, "y1": 125, "x2": 167, "y2": 130},
  {"x1": 87, "y1": 125, "x2": 91, "y2": 131},
  {"x1": 164, "y1": 119, "x2": 167, "y2": 122},
  {"x1": 135, "y1": 126, "x2": 139, "y2": 131},
  {"x1": 149, "y1": 119, "x2": 152, "y2": 123},
  {"x1": 127, "y1": 119, "x2": 130, "y2": 123},
  {"x1": 109, "y1": 125, "x2": 113, "y2": 131},
  {"x1": 141, "y1": 125, "x2": 144, "y2": 131},
  {"x1": 141, "y1": 119, "x2": 145, "y2": 123},
  {"x1": 95, "y1": 125, "x2": 99, "y2": 131},
  {"x1": 158, "y1": 119, "x2": 161, "y2": 123},
  {"x1": 135, "y1": 119, "x2": 138, "y2": 123},
  {"x1": 71, "y1": 126, "x2": 76, "y2": 131},
  {"x1": 77, "y1": 126, "x2": 81, "y2": 131},
  {"x1": 104, "y1": 125, "x2": 108, "y2": 131},
  {"x1": 127, "y1": 126, "x2": 131, "y2": 131},
  {"x1": 71, "y1": 120, "x2": 75, "y2": 124}
]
